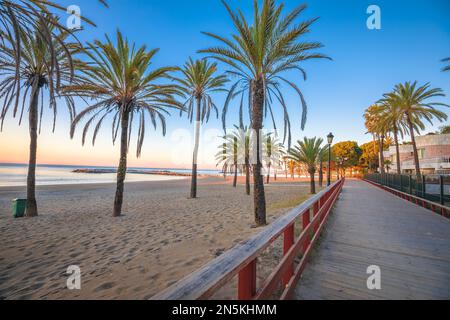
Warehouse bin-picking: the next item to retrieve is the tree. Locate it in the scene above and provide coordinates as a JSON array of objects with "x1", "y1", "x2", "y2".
[
  {"x1": 173, "y1": 58, "x2": 227, "y2": 198},
  {"x1": 364, "y1": 105, "x2": 388, "y2": 174},
  {"x1": 288, "y1": 137, "x2": 323, "y2": 194},
  {"x1": 384, "y1": 81, "x2": 448, "y2": 178},
  {"x1": 442, "y1": 57, "x2": 450, "y2": 72},
  {"x1": 374, "y1": 99, "x2": 408, "y2": 174},
  {"x1": 216, "y1": 133, "x2": 240, "y2": 187},
  {"x1": 263, "y1": 134, "x2": 285, "y2": 184},
  {"x1": 359, "y1": 141, "x2": 379, "y2": 172},
  {"x1": 67, "y1": 31, "x2": 182, "y2": 217},
  {"x1": 0, "y1": 1, "x2": 106, "y2": 99},
  {"x1": 332, "y1": 141, "x2": 362, "y2": 177},
  {"x1": 200, "y1": 0, "x2": 330, "y2": 226},
  {"x1": 440, "y1": 125, "x2": 450, "y2": 134},
  {"x1": 384, "y1": 159, "x2": 392, "y2": 173},
  {"x1": 0, "y1": 19, "x2": 78, "y2": 217},
  {"x1": 318, "y1": 145, "x2": 330, "y2": 187}
]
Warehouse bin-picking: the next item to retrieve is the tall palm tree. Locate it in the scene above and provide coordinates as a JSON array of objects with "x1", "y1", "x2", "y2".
[
  {"x1": 288, "y1": 137, "x2": 323, "y2": 194},
  {"x1": 0, "y1": 20, "x2": 78, "y2": 217},
  {"x1": 66, "y1": 31, "x2": 182, "y2": 217},
  {"x1": 200, "y1": 0, "x2": 329, "y2": 226},
  {"x1": 374, "y1": 99, "x2": 410, "y2": 174},
  {"x1": 442, "y1": 57, "x2": 450, "y2": 72},
  {"x1": 384, "y1": 82, "x2": 448, "y2": 178},
  {"x1": 263, "y1": 134, "x2": 285, "y2": 184},
  {"x1": 172, "y1": 58, "x2": 227, "y2": 198}
]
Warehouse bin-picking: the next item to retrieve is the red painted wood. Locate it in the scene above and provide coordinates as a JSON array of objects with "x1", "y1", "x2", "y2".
[
  {"x1": 282, "y1": 223, "x2": 295, "y2": 286},
  {"x1": 302, "y1": 209, "x2": 310, "y2": 253},
  {"x1": 313, "y1": 201, "x2": 320, "y2": 232},
  {"x1": 238, "y1": 259, "x2": 256, "y2": 300}
]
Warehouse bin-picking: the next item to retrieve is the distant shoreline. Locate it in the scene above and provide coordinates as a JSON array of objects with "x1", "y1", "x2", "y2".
[{"x1": 72, "y1": 168, "x2": 194, "y2": 177}]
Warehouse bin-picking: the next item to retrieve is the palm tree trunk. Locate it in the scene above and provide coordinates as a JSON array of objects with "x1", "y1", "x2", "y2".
[
  {"x1": 285, "y1": 161, "x2": 288, "y2": 179},
  {"x1": 25, "y1": 84, "x2": 40, "y2": 217},
  {"x1": 190, "y1": 95, "x2": 202, "y2": 198},
  {"x1": 251, "y1": 78, "x2": 266, "y2": 226},
  {"x1": 393, "y1": 123, "x2": 401, "y2": 174},
  {"x1": 319, "y1": 160, "x2": 323, "y2": 188},
  {"x1": 113, "y1": 109, "x2": 129, "y2": 217},
  {"x1": 245, "y1": 159, "x2": 250, "y2": 195},
  {"x1": 233, "y1": 164, "x2": 238, "y2": 187},
  {"x1": 378, "y1": 135, "x2": 385, "y2": 174},
  {"x1": 406, "y1": 113, "x2": 421, "y2": 179},
  {"x1": 266, "y1": 163, "x2": 271, "y2": 184},
  {"x1": 309, "y1": 169, "x2": 316, "y2": 194}
]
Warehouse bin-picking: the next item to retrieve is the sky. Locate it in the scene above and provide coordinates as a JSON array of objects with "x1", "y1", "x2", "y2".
[{"x1": 0, "y1": 0, "x2": 449, "y2": 169}]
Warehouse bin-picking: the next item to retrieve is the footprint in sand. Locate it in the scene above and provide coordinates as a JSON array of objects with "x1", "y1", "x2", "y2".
[{"x1": 94, "y1": 282, "x2": 116, "y2": 292}]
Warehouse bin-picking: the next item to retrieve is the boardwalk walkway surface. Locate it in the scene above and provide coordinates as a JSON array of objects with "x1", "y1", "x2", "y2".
[{"x1": 294, "y1": 179, "x2": 450, "y2": 300}]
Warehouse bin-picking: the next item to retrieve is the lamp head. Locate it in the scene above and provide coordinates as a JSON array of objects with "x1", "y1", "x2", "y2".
[{"x1": 327, "y1": 132, "x2": 334, "y2": 145}]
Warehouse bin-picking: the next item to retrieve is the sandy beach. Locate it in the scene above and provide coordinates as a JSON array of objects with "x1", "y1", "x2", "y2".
[{"x1": 0, "y1": 176, "x2": 313, "y2": 300}]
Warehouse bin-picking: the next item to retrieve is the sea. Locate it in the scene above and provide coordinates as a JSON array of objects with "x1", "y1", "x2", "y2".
[{"x1": 0, "y1": 163, "x2": 220, "y2": 187}]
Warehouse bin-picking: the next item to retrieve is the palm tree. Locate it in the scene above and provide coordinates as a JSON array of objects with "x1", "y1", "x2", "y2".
[
  {"x1": 66, "y1": 31, "x2": 182, "y2": 217},
  {"x1": 200, "y1": 0, "x2": 330, "y2": 226},
  {"x1": 442, "y1": 57, "x2": 450, "y2": 72},
  {"x1": 263, "y1": 134, "x2": 285, "y2": 184},
  {"x1": 216, "y1": 134, "x2": 239, "y2": 187},
  {"x1": 364, "y1": 105, "x2": 386, "y2": 174},
  {"x1": 172, "y1": 58, "x2": 227, "y2": 198},
  {"x1": 374, "y1": 98, "x2": 410, "y2": 174},
  {"x1": 288, "y1": 137, "x2": 323, "y2": 194},
  {"x1": 0, "y1": 1, "x2": 106, "y2": 101},
  {"x1": 0, "y1": 19, "x2": 78, "y2": 217},
  {"x1": 384, "y1": 82, "x2": 448, "y2": 178},
  {"x1": 217, "y1": 125, "x2": 252, "y2": 194}
]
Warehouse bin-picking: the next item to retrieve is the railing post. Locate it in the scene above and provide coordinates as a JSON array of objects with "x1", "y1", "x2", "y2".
[
  {"x1": 302, "y1": 209, "x2": 310, "y2": 253},
  {"x1": 440, "y1": 175, "x2": 444, "y2": 206},
  {"x1": 422, "y1": 175, "x2": 426, "y2": 198},
  {"x1": 238, "y1": 259, "x2": 257, "y2": 300},
  {"x1": 282, "y1": 223, "x2": 295, "y2": 286},
  {"x1": 409, "y1": 175, "x2": 412, "y2": 195},
  {"x1": 313, "y1": 201, "x2": 320, "y2": 233}
]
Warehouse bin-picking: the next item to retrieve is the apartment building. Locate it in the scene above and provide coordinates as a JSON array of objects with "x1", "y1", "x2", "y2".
[{"x1": 383, "y1": 133, "x2": 450, "y2": 174}]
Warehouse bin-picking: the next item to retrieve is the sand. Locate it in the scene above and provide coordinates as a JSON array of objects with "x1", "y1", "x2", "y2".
[{"x1": 0, "y1": 176, "x2": 313, "y2": 300}]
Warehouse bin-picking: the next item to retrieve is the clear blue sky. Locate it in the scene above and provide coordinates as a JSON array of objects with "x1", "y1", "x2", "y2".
[{"x1": 1, "y1": 0, "x2": 449, "y2": 168}]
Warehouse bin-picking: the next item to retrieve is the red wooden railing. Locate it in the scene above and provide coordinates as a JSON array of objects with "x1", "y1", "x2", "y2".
[
  {"x1": 151, "y1": 178, "x2": 345, "y2": 300},
  {"x1": 364, "y1": 179, "x2": 449, "y2": 219}
]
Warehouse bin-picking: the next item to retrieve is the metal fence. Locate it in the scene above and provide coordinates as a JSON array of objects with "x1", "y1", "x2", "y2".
[{"x1": 364, "y1": 173, "x2": 450, "y2": 206}]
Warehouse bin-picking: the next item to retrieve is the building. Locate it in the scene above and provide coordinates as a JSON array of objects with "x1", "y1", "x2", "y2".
[{"x1": 383, "y1": 133, "x2": 450, "y2": 174}]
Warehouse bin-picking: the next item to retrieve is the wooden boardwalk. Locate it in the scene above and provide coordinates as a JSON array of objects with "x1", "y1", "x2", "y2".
[{"x1": 294, "y1": 179, "x2": 450, "y2": 300}]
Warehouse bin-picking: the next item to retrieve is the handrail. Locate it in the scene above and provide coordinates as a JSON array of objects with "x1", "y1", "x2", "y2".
[
  {"x1": 151, "y1": 178, "x2": 345, "y2": 300},
  {"x1": 364, "y1": 179, "x2": 449, "y2": 218}
]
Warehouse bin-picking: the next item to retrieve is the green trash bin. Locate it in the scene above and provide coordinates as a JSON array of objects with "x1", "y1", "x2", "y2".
[{"x1": 12, "y1": 198, "x2": 27, "y2": 218}]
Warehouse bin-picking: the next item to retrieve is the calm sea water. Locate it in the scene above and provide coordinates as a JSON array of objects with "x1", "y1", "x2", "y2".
[{"x1": 0, "y1": 163, "x2": 220, "y2": 187}]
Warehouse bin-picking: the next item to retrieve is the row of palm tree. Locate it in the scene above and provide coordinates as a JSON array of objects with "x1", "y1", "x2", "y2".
[
  {"x1": 216, "y1": 129, "x2": 285, "y2": 191},
  {"x1": 217, "y1": 133, "x2": 331, "y2": 195},
  {"x1": 364, "y1": 81, "x2": 448, "y2": 180},
  {"x1": 0, "y1": 0, "x2": 328, "y2": 226}
]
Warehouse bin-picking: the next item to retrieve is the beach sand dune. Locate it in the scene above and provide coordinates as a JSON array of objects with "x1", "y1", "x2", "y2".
[{"x1": 0, "y1": 177, "x2": 311, "y2": 300}]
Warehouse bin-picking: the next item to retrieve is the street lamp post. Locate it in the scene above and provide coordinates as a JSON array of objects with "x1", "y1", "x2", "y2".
[{"x1": 327, "y1": 132, "x2": 334, "y2": 186}]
